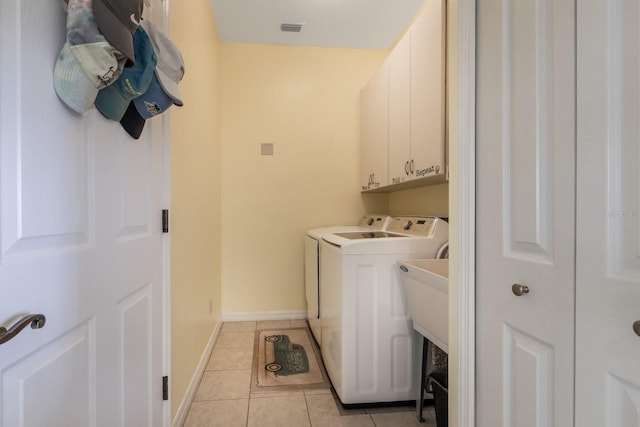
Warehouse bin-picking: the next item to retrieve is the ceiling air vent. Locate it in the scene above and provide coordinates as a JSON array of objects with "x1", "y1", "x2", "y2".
[{"x1": 280, "y1": 23, "x2": 303, "y2": 32}]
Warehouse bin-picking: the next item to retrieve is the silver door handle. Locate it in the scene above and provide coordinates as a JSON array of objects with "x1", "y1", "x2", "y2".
[
  {"x1": 0, "y1": 314, "x2": 46, "y2": 345},
  {"x1": 634, "y1": 321, "x2": 640, "y2": 338},
  {"x1": 512, "y1": 284, "x2": 529, "y2": 296}
]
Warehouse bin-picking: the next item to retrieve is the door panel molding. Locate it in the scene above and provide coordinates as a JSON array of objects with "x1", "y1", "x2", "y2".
[
  {"x1": 604, "y1": 0, "x2": 640, "y2": 278},
  {"x1": 607, "y1": 374, "x2": 640, "y2": 426},
  {"x1": 0, "y1": 0, "x2": 95, "y2": 263},
  {"x1": 502, "y1": 0, "x2": 554, "y2": 264},
  {"x1": 1, "y1": 319, "x2": 97, "y2": 427},
  {"x1": 503, "y1": 325, "x2": 553, "y2": 427},
  {"x1": 117, "y1": 137, "x2": 153, "y2": 241},
  {"x1": 119, "y1": 284, "x2": 154, "y2": 426}
]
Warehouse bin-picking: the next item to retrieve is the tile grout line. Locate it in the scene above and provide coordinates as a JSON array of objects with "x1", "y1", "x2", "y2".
[
  {"x1": 246, "y1": 332, "x2": 255, "y2": 427},
  {"x1": 245, "y1": 395, "x2": 250, "y2": 427},
  {"x1": 303, "y1": 391, "x2": 313, "y2": 427}
]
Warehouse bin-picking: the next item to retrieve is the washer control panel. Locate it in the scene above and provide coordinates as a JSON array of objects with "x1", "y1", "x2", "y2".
[{"x1": 387, "y1": 216, "x2": 442, "y2": 236}]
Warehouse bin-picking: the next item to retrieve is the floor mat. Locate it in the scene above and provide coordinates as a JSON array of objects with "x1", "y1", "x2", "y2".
[{"x1": 252, "y1": 327, "x2": 330, "y2": 392}]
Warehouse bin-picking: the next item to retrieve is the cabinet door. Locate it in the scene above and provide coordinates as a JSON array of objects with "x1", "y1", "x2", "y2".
[
  {"x1": 410, "y1": 0, "x2": 446, "y2": 179},
  {"x1": 360, "y1": 61, "x2": 389, "y2": 191},
  {"x1": 476, "y1": 0, "x2": 576, "y2": 425},
  {"x1": 388, "y1": 31, "x2": 411, "y2": 185}
]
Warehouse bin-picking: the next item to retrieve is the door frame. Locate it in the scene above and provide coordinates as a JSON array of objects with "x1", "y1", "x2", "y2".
[
  {"x1": 162, "y1": 89, "x2": 172, "y2": 425},
  {"x1": 455, "y1": 0, "x2": 476, "y2": 426},
  {"x1": 159, "y1": 2, "x2": 172, "y2": 426}
]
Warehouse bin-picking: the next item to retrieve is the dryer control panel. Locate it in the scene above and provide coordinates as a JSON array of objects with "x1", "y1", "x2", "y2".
[{"x1": 357, "y1": 214, "x2": 392, "y2": 230}]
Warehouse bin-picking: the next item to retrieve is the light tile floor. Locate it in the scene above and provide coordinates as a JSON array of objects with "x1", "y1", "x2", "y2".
[{"x1": 183, "y1": 320, "x2": 439, "y2": 427}]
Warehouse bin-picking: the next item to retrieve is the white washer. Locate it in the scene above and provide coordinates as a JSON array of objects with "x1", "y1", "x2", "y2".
[
  {"x1": 305, "y1": 215, "x2": 392, "y2": 347},
  {"x1": 319, "y1": 216, "x2": 449, "y2": 405}
]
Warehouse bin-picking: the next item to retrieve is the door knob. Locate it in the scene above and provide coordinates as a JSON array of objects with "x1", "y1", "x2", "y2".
[
  {"x1": 634, "y1": 321, "x2": 640, "y2": 337},
  {"x1": 512, "y1": 284, "x2": 529, "y2": 296}
]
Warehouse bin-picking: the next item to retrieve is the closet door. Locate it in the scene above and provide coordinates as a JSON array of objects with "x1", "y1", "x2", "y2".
[
  {"x1": 476, "y1": 0, "x2": 576, "y2": 425},
  {"x1": 576, "y1": 1, "x2": 640, "y2": 425}
]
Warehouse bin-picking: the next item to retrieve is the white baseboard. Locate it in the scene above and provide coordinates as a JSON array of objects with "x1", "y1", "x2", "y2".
[
  {"x1": 171, "y1": 319, "x2": 223, "y2": 427},
  {"x1": 222, "y1": 310, "x2": 307, "y2": 322}
]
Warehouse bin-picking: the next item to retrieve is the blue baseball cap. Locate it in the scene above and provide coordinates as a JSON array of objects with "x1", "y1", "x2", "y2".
[
  {"x1": 95, "y1": 26, "x2": 157, "y2": 121},
  {"x1": 120, "y1": 20, "x2": 185, "y2": 139},
  {"x1": 120, "y1": 75, "x2": 174, "y2": 139}
]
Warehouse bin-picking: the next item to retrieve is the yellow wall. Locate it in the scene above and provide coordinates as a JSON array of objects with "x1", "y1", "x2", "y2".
[
  {"x1": 219, "y1": 43, "x2": 388, "y2": 314},
  {"x1": 170, "y1": 0, "x2": 222, "y2": 418},
  {"x1": 388, "y1": 183, "x2": 449, "y2": 217}
]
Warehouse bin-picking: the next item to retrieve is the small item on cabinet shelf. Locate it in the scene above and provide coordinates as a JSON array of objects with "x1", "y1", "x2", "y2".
[{"x1": 53, "y1": 0, "x2": 126, "y2": 114}]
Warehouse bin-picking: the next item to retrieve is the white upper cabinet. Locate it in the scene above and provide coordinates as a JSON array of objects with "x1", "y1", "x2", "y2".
[
  {"x1": 388, "y1": 30, "x2": 412, "y2": 185},
  {"x1": 361, "y1": 0, "x2": 447, "y2": 192},
  {"x1": 360, "y1": 60, "x2": 389, "y2": 191},
  {"x1": 409, "y1": 0, "x2": 446, "y2": 182}
]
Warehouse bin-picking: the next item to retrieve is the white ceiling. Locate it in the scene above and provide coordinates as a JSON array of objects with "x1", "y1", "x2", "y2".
[{"x1": 209, "y1": 0, "x2": 426, "y2": 49}]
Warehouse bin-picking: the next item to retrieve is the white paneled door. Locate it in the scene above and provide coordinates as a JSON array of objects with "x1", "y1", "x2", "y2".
[
  {"x1": 476, "y1": 0, "x2": 576, "y2": 425},
  {"x1": 0, "y1": 1, "x2": 167, "y2": 427},
  {"x1": 575, "y1": 0, "x2": 640, "y2": 425}
]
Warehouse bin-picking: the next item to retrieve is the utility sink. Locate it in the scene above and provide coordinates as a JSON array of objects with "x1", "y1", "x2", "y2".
[{"x1": 397, "y1": 259, "x2": 449, "y2": 353}]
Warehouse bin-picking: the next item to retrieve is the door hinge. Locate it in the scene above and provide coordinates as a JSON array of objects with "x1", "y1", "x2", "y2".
[
  {"x1": 162, "y1": 209, "x2": 169, "y2": 233},
  {"x1": 162, "y1": 376, "x2": 169, "y2": 400}
]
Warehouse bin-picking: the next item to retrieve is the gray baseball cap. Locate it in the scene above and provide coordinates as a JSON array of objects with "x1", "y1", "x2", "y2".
[{"x1": 93, "y1": 0, "x2": 143, "y2": 63}]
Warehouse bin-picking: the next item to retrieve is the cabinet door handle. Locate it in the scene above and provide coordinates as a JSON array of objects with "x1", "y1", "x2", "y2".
[
  {"x1": 633, "y1": 320, "x2": 640, "y2": 337},
  {"x1": 0, "y1": 314, "x2": 46, "y2": 345},
  {"x1": 405, "y1": 161, "x2": 410, "y2": 175},
  {"x1": 410, "y1": 159, "x2": 415, "y2": 174}
]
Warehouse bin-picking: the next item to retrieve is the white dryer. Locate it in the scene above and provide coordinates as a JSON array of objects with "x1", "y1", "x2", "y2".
[
  {"x1": 319, "y1": 216, "x2": 448, "y2": 405},
  {"x1": 305, "y1": 215, "x2": 391, "y2": 347}
]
